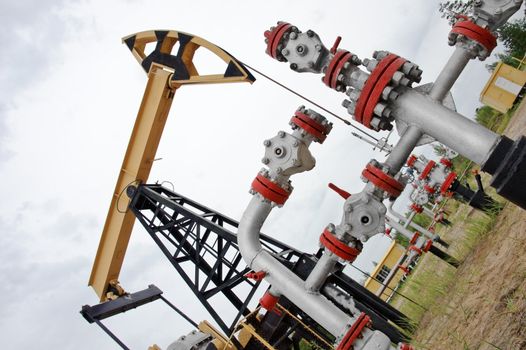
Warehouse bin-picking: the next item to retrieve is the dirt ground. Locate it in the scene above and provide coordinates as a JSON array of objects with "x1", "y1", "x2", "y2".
[{"x1": 411, "y1": 100, "x2": 526, "y2": 350}]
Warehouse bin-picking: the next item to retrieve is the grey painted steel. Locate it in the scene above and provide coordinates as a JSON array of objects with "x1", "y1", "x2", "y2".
[
  {"x1": 237, "y1": 196, "x2": 351, "y2": 336},
  {"x1": 305, "y1": 251, "x2": 338, "y2": 292},
  {"x1": 393, "y1": 89, "x2": 499, "y2": 164},
  {"x1": 428, "y1": 47, "x2": 472, "y2": 102},
  {"x1": 384, "y1": 125, "x2": 423, "y2": 175},
  {"x1": 386, "y1": 210, "x2": 437, "y2": 241}
]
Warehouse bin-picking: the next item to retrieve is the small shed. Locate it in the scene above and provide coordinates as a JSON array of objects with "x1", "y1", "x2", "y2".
[
  {"x1": 480, "y1": 61, "x2": 526, "y2": 113},
  {"x1": 363, "y1": 240, "x2": 406, "y2": 301}
]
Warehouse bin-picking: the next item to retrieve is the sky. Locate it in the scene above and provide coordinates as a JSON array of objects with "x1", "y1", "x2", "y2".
[{"x1": 0, "y1": 0, "x2": 513, "y2": 349}]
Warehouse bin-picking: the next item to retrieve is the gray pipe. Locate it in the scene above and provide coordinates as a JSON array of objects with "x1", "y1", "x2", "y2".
[
  {"x1": 237, "y1": 196, "x2": 351, "y2": 336},
  {"x1": 428, "y1": 47, "x2": 472, "y2": 102},
  {"x1": 393, "y1": 89, "x2": 499, "y2": 164},
  {"x1": 384, "y1": 125, "x2": 423, "y2": 175}
]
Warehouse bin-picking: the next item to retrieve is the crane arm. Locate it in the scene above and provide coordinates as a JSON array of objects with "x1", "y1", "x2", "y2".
[{"x1": 89, "y1": 29, "x2": 254, "y2": 301}]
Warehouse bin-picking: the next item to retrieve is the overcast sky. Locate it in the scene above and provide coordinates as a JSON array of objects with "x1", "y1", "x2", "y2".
[{"x1": 0, "y1": 0, "x2": 511, "y2": 348}]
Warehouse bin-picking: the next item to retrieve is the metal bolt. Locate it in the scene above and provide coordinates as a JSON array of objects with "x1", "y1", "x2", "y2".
[
  {"x1": 278, "y1": 131, "x2": 286, "y2": 138},
  {"x1": 292, "y1": 140, "x2": 299, "y2": 147},
  {"x1": 290, "y1": 63, "x2": 298, "y2": 70},
  {"x1": 315, "y1": 44, "x2": 322, "y2": 52},
  {"x1": 262, "y1": 157, "x2": 270, "y2": 164},
  {"x1": 306, "y1": 30, "x2": 314, "y2": 37},
  {"x1": 289, "y1": 32, "x2": 298, "y2": 40},
  {"x1": 308, "y1": 61, "x2": 315, "y2": 68},
  {"x1": 342, "y1": 99, "x2": 352, "y2": 108},
  {"x1": 281, "y1": 48, "x2": 290, "y2": 56},
  {"x1": 276, "y1": 167, "x2": 283, "y2": 174},
  {"x1": 263, "y1": 140, "x2": 271, "y2": 147},
  {"x1": 296, "y1": 45, "x2": 306, "y2": 54}
]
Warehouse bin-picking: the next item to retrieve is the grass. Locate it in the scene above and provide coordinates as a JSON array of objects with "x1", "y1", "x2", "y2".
[{"x1": 388, "y1": 101, "x2": 519, "y2": 343}]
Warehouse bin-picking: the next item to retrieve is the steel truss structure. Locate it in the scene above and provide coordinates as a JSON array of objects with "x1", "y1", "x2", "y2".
[{"x1": 126, "y1": 184, "x2": 410, "y2": 345}]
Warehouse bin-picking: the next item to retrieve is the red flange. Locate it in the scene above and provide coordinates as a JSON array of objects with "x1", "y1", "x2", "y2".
[
  {"x1": 251, "y1": 174, "x2": 291, "y2": 205},
  {"x1": 259, "y1": 291, "x2": 280, "y2": 313},
  {"x1": 385, "y1": 227, "x2": 392, "y2": 236},
  {"x1": 410, "y1": 232, "x2": 420, "y2": 245},
  {"x1": 419, "y1": 160, "x2": 436, "y2": 180},
  {"x1": 264, "y1": 22, "x2": 293, "y2": 60},
  {"x1": 336, "y1": 312, "x2": 371, "y2": 350},
  {"x1": 323, "y1": 50, "x2": 353, "y2": 90},
  {"x1": 362, "y1": 163, "x2": 404, "y2": 198},
  {"x1": 399, "y1": 343, "x2": 415, "y2": 350},
  {"x1": 440, "y1": 158, "x2": 453, "y2": 168},
  {"x1": 320, "y1": 228, "x2": 361, "y2": 262},
  {"x1": 410, "y1": 203, "x2": 423, "y2": 213},
  {"x1": 290, "y1": 111, "x2": 330, "y2": 143},
  {"x1": 423, "y1": 239, "x2": 433, "y2": 252},
  {"x1": 424, "y1": 184, "x2": 436, "y2": 194},
  {"x1": 440, "y1": 172, "x2": 457, "y2": 196},
  {"x1": 406, "y1": 155, "x2": 417, "y2": 167},
  {"x1": 362, "y1": 57, "x2": 406, "y2": 128},
  {"x1": 451, "y1": 19, "x2": 497, "y2": 53},
  {"x1": 354, "y1": 54, "x2": 398, "y2": 125},
  {"x1": 408, "y1": 245, "x2": 423, "y2": 255}
]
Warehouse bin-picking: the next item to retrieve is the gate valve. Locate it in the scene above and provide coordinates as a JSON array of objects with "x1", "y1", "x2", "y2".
[
  {"x1": 264, "y1": 21, "x2": 330, "y2": 73},
  {"x1": 328, "y1": 182, "x2": 351, "y2": 200},
  {"x1": 245, "y1": 270, "x2": 267, "y2": 281}
]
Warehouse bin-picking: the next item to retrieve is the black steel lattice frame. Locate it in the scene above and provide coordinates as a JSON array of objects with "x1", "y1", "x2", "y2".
[{"x1": 129, "y1": 184, "x2": 304, "y2": 335}]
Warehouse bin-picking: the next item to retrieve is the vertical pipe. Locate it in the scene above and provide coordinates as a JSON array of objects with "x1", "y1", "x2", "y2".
[
  {"x1": 304, "y1": 251, "x2": 338, "y2": 292},
  {"x1": 428, "y1": 47, "x2": 472, "y2": 102},
  {"x1": 384, "y1": 125, "x2": 423, "y2": 176}
]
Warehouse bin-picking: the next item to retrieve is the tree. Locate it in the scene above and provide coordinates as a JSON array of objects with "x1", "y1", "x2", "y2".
[{"x1": 496, "y1": 18, "x2": 526, "y2": 69}]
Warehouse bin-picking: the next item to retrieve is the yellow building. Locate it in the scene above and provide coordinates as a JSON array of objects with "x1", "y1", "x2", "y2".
[
  {"x1": 363, "y1": 241, "x2": 406, "y2": 301},
  {"x1": 480, "y1": 61, "x2": 526, "y2": 113}
]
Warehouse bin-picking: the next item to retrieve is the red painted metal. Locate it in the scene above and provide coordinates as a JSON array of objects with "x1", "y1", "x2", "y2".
[
  {"x1": 419, "y1": 160, "x2": 436, "y2": 180},
  {"x1": 440, "y1": 158, "x2": 453, "y2": 168},
  {"x1": 259, "y1": 291, "x2": 280, "y2": 312},
  {"x1": 406, "y1": 154, "x2": 417, "y2": 167},
  {"x1": 355, "y1": 54, "x2": 398, "y2": 124},
  {"x1": 440, "y1": 172, "x2": 457, "y2": 195},
  {"x1": 328, "y1": 182, "x2": 351, "y2": 200},
  {"x1": 410, "y1": 203, "x2": 423, "y2": 213},
  {"x1": 245, "y1": 270, "x2": 267, "y2": 281},
  {"x1": 362, "y1": 163, "x2": 404, "y2": 197},
  {"x1": 424, "y1": 184, "x2": 436, "y2": 193},
  {"x1": 410, "y1": 232, "x2": 420, "y2": 245},
  {"x1": 251, "y1": 174, "x2": 291, "y2": 205},
  {"x1": 330, "y1": 36, "x2": 342, "y2": 54},
  {"x1": 336, "y1": 312, "x2": 371, "y2": 350},
  {"x1": 423, "y1": 239, "x2": 433, "y2": 252},
  {"x1": 408, "y1": 245, "x2": 423, "y2": 255},
  {"x1": 323, "y1": 50, "x2": 352, "y2": 89},
  {"x1": 451, "y1": 20, "x2": 497, "y2": 53},
  {"x1": 290, "y1": 111, "x2": 329, "y2": 142},
  {"x1": 362, "y1": 57, "x2": 406, "y2": 128},
  {"x1": 320, "y1": 229, "x2": 361, "y2": 262},
  {"x1": 264, "y1": 22, "x2": 292, "y2": 59}
]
